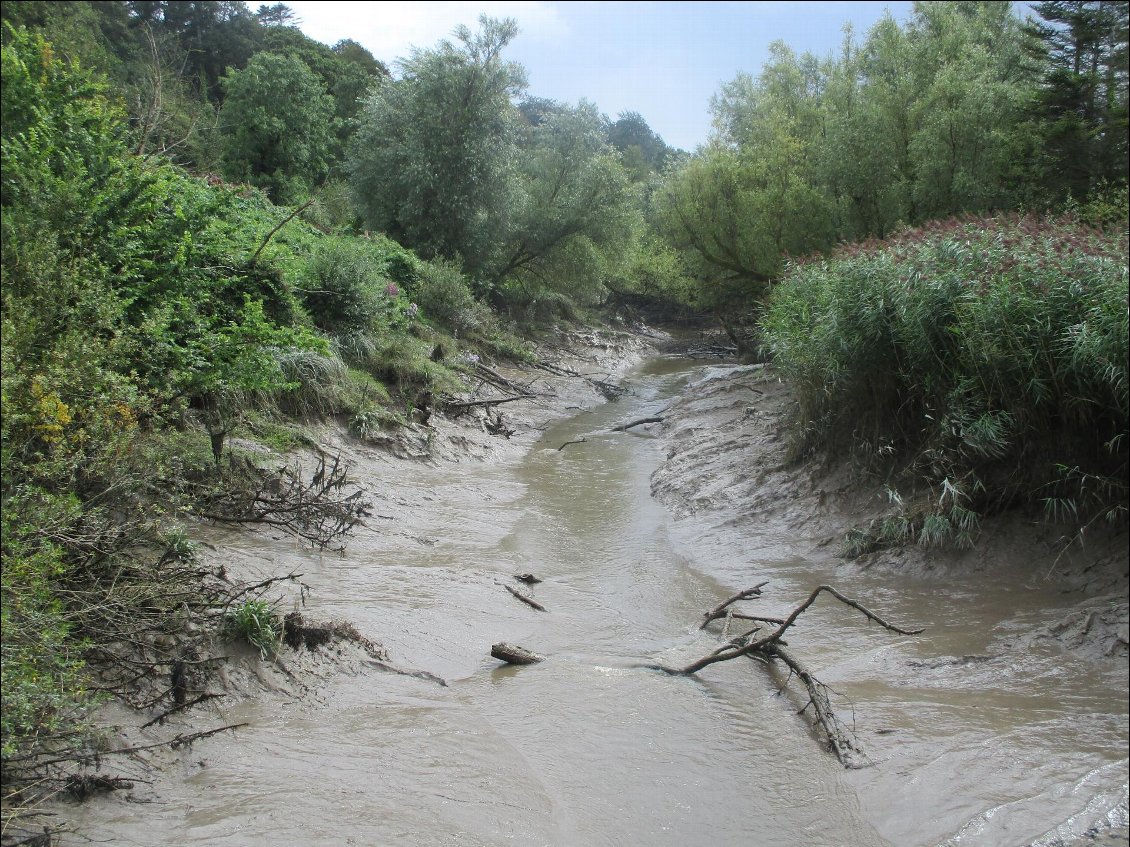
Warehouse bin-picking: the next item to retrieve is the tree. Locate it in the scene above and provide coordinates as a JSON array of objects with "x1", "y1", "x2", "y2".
[
  {"x1": 219, "y1": 50, "x2": 335, "y2": 201},
  {"x1": 658, "y1": 43, "x2": 836, "y2": 305},
  {"x1": 1024, "y1": 0, "x2": 1129, "y2": 200},
  {"x1": 608, "y1": 111, "x2": 669, "y2": 179},
  {"x1": 126, "y1": 1, "x2": 263, "y2": 103},
  {"x1": 348, "y1": 16, "x2": 526, "y2": 279},
  {"x1": 254, "y1": 2, "x2": 296, "y2": 26},
  {"x1": 904, "y1": 1, "x2": 1035, "y2": 218},
  {"x1": 491, "y1": 100, "x2": 638, "y2": 304}
]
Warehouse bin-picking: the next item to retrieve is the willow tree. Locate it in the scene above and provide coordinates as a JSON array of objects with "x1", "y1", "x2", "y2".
[
  {"x1": 656, "y1": 43, "x2": 836, "y2": 320},
  {"x1": 348, "y1": 16, "x2": 526, "y2": 282},
  {"x1": 490, "y1": 100, "x2": 638, "y2": 307}
]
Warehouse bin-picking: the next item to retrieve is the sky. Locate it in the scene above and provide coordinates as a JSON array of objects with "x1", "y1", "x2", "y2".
[{"x1": 284, "y1": 1, "x2": 919, "y2": 152}]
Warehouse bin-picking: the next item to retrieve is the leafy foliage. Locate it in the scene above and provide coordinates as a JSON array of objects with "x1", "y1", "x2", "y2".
[
  {"x1": 226, "y1": 599, "x2": 282, "y2": 658},
  {"x1": 762, "y1": 214, "x2": 1129, "y2": 535},
  {"x1": 219, "y1": 50, "x2": 336, "y2": 202},
  {"x1": 1023, "y1": 0, "x2": 1129, "y2": 202},
  {"x1": 349, "y1": 16, "x2": 526, "y2": 273}
]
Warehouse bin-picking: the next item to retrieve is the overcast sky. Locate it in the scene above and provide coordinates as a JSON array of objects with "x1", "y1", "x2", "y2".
[{"x1": 284, "y1": 1, "x2": 919, "y2": 152}]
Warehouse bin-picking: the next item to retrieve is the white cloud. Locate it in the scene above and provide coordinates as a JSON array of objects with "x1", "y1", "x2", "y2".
[{"x1": 286, "y1": 1, "x2": 567, "y2": 66}]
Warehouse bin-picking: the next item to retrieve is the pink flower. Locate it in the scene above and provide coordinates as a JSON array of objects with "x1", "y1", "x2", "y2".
[{"x1": 385, "y1": 282, "x2": 399, "y2": 297}]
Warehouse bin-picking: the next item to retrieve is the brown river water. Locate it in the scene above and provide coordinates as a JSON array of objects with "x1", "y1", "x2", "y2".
[{"x1": 67, "y1": 355, "x2": 1128, "y2": 846}]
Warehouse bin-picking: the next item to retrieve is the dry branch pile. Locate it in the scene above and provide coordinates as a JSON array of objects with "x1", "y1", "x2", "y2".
[
  {"x1": 201, "y1": 454, "x2": 371, "y2": 550},
  {"x1": 2, "y1": 455, "x2": 374, "y2": 836}
]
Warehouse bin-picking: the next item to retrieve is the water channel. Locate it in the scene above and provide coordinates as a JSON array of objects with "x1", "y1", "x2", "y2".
[{"x1": 72, "y1": 355, "x2": 1128, "y2": 846}]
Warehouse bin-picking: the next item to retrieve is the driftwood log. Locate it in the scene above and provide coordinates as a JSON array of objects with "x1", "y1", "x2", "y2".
[
  {"x1": 557, "y1": 412, "x2": 669, "y2": 450},
  {"x1": 491, "y1": 643, "x2": 545, "y2": 665},
  {"x1": 653, "y1": 583, "x2": 923, "y2": 768},
  {"x1": 610, "y1": 415, "x2": 665, "y2": 432},
  {"x1": 504, "y1": 583, "x2": 548, "y2": 612}
]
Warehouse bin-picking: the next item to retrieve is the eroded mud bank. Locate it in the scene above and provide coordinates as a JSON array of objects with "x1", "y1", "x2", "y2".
[
  {"x1": 53, "y1": 334, "x2": 1128, "y2": 847},
  {"x1": 651, "y1": 361, "x2": 1129, "y2": 846}
]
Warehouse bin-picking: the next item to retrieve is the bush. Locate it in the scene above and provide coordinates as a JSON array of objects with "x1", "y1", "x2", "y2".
[
  {"x1": 297, "y1": 237, "x2": 386, "y2": 334},
  {"x1": 225, "y1": 599, "x2": 281, "y2": 659},
  {"x1": 413, "y1": 258, "x2": 493, "y2": 334},
  {"x1": 762, "y1": 213, "x2": 1129, "y2": 535}
]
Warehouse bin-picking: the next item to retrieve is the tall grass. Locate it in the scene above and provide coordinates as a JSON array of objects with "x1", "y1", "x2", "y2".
[{"x1": 762, "y1": 213, "x2": 1128, "y2": 541}]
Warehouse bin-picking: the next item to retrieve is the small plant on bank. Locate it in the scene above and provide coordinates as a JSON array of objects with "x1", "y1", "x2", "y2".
[{"x1": 226, "y1": 599, "x2": 282, "y2": 659}]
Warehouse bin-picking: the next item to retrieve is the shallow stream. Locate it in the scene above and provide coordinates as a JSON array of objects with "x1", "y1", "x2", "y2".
[{"x1": 72, "y1": 356, "x2": 1128, "y2": 846}]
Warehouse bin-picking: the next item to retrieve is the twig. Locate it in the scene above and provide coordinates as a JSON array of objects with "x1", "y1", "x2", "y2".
[
  {"x1": 699, "y1": 583, "x2": 768, "y2": 629},
  {"x1": 557, "y1": 437, "x2": 587, "y2": 451},
  {"x1": 140, "y1": 693, "x2": 225, "y2": 729}
]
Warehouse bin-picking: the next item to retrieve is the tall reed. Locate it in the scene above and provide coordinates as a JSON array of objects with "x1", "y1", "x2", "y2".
[{"x1": 762, "y1": 214, "x2": 1128, "y2": 541}]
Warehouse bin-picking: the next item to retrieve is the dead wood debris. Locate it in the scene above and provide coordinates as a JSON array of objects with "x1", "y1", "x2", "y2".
[
  {"x1": 557, "y1": 413, "x2": 668, "y2": 450},
  {"x1": 610, "y1": 415, "x2": 665, "y2": 432},
  {"x1": 491, "y1": 643, "x2": 545, "y2": 665},
  {"x1": 283, "y1": 612, "x2": 388, "y2": 659},
  {"x1": 652, "y1": 583, "x2": 923, "y2": 768},
  {"x1": 504, "y1": 583, "x2": 547, "y2": 612},
  {"x1": 201, "y1": 454, "x2": 370, "y2": 551}
]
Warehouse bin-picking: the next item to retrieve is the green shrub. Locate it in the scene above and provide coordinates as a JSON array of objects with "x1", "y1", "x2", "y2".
[
  {"x1": 225, "y1": 599, "x2": 282, "y2": 659},
  {"x1": 413, "y1": 258, "x2": 493, "y2": 335},
  {"x1": 297, "y1": 237, "x2": 386, "y2": 334},
  {"x1": 762, "y1": 213, "x2": 1129, "y2": 538}
]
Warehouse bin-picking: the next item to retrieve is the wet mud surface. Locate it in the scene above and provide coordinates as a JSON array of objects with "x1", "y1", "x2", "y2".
[{"x1": 56, "y1": 332, "x2": 1128, "y2": 846}]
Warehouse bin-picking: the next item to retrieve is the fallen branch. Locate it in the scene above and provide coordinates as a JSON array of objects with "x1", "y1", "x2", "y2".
[
  {"x1": 679, "y1": 584, "x2": 922, "y2": 675},
  {"x1": 364, "y1": 658, "x2": 447, "y2": 687},
  {"x1": 445, "y1": 394, "x2": 534, "y2": 412},
  {"x1": 610, "y1": 415, "x2": 665, "y2": 432},
  {"x1": 473, "y1": 363, "x2": 536, "y2": 396},
  {"x1": 201, "y1": 455, "x2": 370, "y2": 551},
  {"x1": 764, "y1": 643, "x2": 864, "y2": 768},
  {"x1": 140, "y1": 693, "x2": 225, "y2": 729},
  {"x1": 250, "y1": 199, "x2": 314, "y2": 264},
  {"x1": 505, "y1": 583, "x2": 547, "y2": 612},
  {"x1": 699, "y1": 582, "x2": 767, "y2": 629},
  {"x1": 649, "y1": 583, "x2": 922, "y2": 768},
  {"x1": 557, "y1": 437, "x2": 587, "y2": 451}
]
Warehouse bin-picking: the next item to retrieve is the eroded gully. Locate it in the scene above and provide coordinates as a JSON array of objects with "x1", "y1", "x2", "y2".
[{"x1": 70, "y1": 354, "x2": 1128, "y2": 847}]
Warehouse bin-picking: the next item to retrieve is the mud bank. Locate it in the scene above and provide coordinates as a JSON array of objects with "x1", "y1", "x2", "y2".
[
  {"x1": 651, "y1": 362, "x2": 1129, "y2": 660},
  {"x1": 43, "y1": 336, "x2": 1129, "y2": 847},
  {"x1": 651, "y1": 361, "x2": 1130, "y2": 846},
  {"x1": 43, "y1": 326, "x2": 661, "y2": 842}
]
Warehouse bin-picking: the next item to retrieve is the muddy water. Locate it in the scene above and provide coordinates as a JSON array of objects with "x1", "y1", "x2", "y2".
[{"x1": 73, "y1": 357, "x2": 1127, "y2": 846}]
